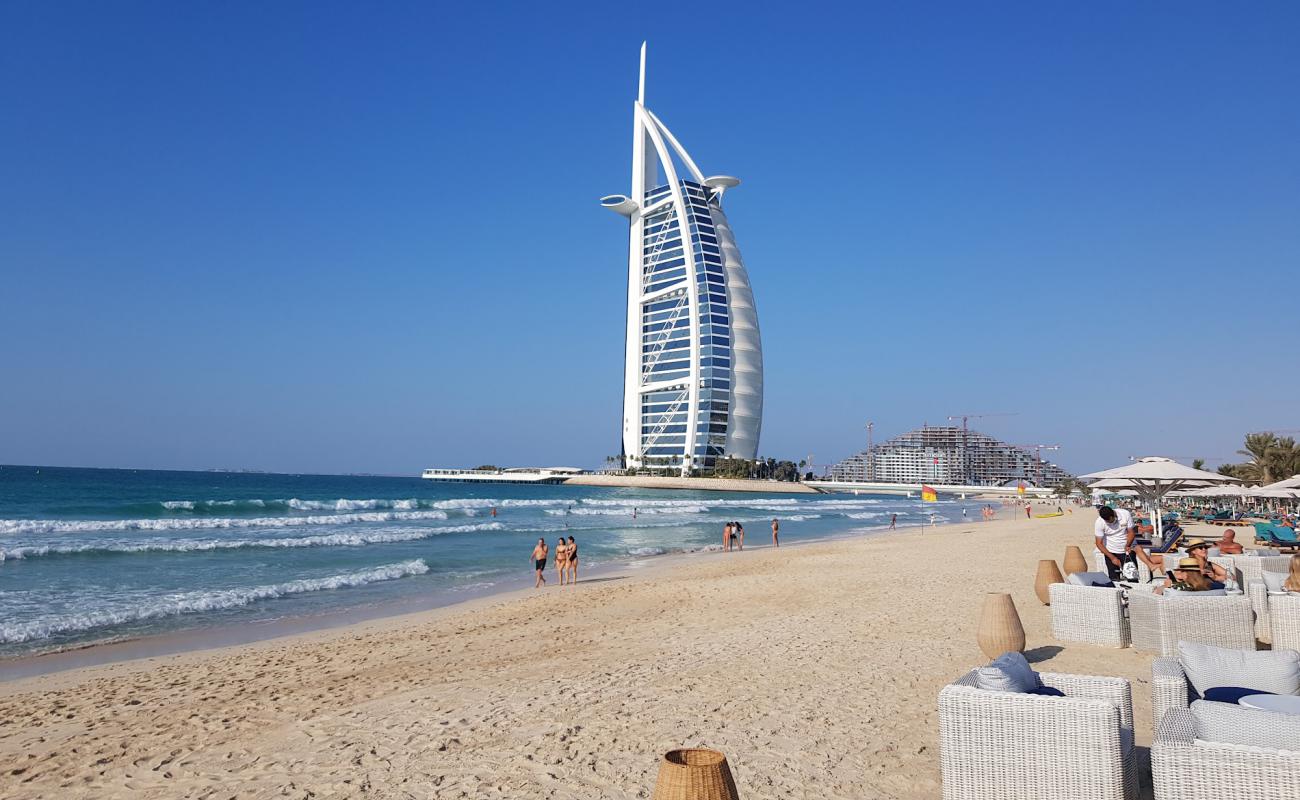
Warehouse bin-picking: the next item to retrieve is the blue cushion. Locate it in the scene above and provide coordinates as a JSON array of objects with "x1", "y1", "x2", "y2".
[
  {"x1": 1027, "y1": 685, "x2": 1066, "y2": 697},
  {"x1": 1203, "y1": 686, "x2": 1276, "y2": 704},
  {"x1": 1089, "y1": 579, "x2": 1116, "y2": 588}
]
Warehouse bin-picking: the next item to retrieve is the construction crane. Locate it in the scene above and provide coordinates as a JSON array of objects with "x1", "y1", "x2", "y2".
[
  {"x1": 1017, "y1": 444, "x2": 1061, "y2": 487},
  {"x1": 947, "y1": 413, "x2": 1018, "y2": 484},
  {"x1": 864, "y1": 421, "x2": 875, "y2": 482}
]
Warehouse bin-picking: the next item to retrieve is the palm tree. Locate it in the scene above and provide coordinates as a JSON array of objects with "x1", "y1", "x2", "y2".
[
  {"x1": 1192, "y1": 458, "x2": 1205, "y2": 471},
  {"x1": 1235, "y1": 432, "x2": 1278, "y2": 483}
]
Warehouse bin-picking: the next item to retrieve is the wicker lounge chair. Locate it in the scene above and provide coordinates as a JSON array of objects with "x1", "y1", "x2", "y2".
[
  {"x1": 1271, "y1": 593, "x2": 1300, "y2": 652},
  {"x1": 1151, "y1": 645, "x2": 1300, "y2": 732},
  {"x1": 1127, "y1": 592, "x2": 1254, "y2": 657},
  {"x1": 939, "y1": 669, "x2": 1137, "y2": 800},
  {"x1": 1049, "y1": 582, "x2": 1130, "y2": 648},
  {"x1": 1152, "y1": 706, "x2": 1300, "y2": 800}
]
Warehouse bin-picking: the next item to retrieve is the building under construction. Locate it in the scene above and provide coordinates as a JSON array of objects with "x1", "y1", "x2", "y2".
[{"x1": 830, "y1": 425, "x2": 1072, "y2": 487}]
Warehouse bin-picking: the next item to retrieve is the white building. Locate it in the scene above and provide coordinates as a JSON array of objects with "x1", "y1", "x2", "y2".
[{"x1": 602, "y1": 44, "x2": 763, "y2": 476}]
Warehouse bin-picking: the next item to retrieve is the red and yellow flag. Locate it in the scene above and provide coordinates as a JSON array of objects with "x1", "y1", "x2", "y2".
[
  {"x1": 1017, "y1": 482, "x2": 1026, "y2": 496},
  {"x1": 921, "y1": 485, "x2": 938, "y2": 502}
]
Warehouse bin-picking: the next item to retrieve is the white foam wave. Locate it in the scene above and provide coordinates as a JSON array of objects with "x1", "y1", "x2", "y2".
[
  {"x1": 0, "y1": 524, "x2": 504, "y2": 561},
  {"x1": 627, "y1": 546, "x2": 667, "y2": 556},
  {"x1": 546, "y1": 505, "x2": 709, "y2": 516},
  {"x1": 0, "y1": 560, "x2": 431, "y2": 644},
  {"x1": 0, "y1": 509, "x2": 451, "y2": 536}
]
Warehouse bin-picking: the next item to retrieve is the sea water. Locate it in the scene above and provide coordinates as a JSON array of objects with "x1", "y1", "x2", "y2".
[{"x1": 0, "y1": 465, "x2": 993, "y2": 658}]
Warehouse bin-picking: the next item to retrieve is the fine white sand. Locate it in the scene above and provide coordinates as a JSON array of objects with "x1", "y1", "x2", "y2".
[{"x1": 0, "y1": 507, "x2": 1168, "y2": 799}]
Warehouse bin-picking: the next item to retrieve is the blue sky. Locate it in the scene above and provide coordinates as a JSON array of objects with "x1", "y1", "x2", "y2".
[{"x1": 2, "y1": 1, "x2": 1297, "y2": 476}]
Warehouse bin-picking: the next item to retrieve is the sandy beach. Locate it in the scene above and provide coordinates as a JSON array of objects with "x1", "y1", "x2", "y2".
[{"x1": 0, "y1": 508, "x2": 1163, "y2": 799}]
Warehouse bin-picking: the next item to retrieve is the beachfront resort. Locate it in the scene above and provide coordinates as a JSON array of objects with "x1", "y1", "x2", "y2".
[{"x1": 5, "y1": 5, "x2": 1300, "y2": 799}]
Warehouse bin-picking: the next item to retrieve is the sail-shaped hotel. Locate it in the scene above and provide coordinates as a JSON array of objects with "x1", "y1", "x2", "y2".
[{"x1": 602, "y1": 44, "x2": 763, "y2": 476}]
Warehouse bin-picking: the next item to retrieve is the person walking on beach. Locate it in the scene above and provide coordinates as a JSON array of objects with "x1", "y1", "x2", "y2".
[
  {"x1": 1025, "y1": 506, "x2": 1032, "y2": 519},
  {"x1": 566, "y1": 536, "x2": 578, "y2": 583},
  {"x1": 532, "y1": 538, "x2": 549, "y2": 588},
  {"x1": 771, "y1": 518, "x2": 780, "y2": 548},
  {"x1": 555, "y1": 537, "x2": 569, "y2": 586},
  {"x1": 889, "y1": 514, "x2": 897, "y2": 530},
  {"x1": 723, "y1": 521, "x2": 733, "y2": 551}
]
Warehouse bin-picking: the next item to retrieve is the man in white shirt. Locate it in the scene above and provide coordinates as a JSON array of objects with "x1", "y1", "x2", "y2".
[{"x1": 1094, "y1": 506, "x2": 1136, "y2": 580}]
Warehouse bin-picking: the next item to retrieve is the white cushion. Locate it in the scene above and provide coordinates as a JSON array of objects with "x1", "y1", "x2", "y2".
[
  {"x1": 974, "y1": 651, "x2": 1040, "y2": 693},
  {"x1": 1264, "y1": 571, "x2": 1288, "y2": 592},
  {"x1": 1191, "y1": 700, "x2": 1300, "y2": 750},
  {"x1": 1066, "y1": 571, "x2": 1113, "y2": 587},
  {"x1": 1178, "y1": 642, "x2": 1300, "y2": 696}
]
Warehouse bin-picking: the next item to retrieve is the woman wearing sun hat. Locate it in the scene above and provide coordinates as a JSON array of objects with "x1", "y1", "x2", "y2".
[
  {"x1": 1156, "y1": 557, "x2": 1218, "y2": 594},
  {"x1": 1182, "y1": 538, "x2": 1229, "y2": 584}
]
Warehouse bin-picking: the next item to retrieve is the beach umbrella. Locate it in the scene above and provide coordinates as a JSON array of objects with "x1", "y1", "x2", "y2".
[
  {"x1": 1080, "y1": 457, "x2": 1242, "y2": 539},
  {"x1": 1264, "y1": 475, "x2": 1300, "y2": 490}
]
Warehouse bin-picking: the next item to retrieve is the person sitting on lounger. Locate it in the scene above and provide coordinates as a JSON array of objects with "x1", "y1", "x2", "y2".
[
  {"x1": 1184, "y1": 539, "x2": 1228, "y2": 584},
  {"x1": 1216, "y1": 528, "x2": 1244, "y2": 555},
  {"x1": 1156, "y1": 557, "x2": 1216, "y2": 594},
  {"x1": 1285, "y1": 555, "x2": 1300, "y2": 593}
]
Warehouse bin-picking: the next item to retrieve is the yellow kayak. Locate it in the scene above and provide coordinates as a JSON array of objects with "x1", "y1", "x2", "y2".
[{"x1": 1033, "y1": 512, "x2": 1064, "y2": 518}]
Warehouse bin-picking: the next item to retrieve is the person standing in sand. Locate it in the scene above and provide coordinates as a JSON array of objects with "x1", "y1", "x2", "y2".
[
  {"x1": 771, "y1": 518, "x2": 779, "y2": 548},
  {"x1": 566, "y1": 536, "x2": 578, "y2": 583},
  {"x1": 723, "y1": 521, "x2": 733, "y2": 551},
  {"x1": 554, "y1": 537, "x2": 569, "y2": 586},
  {"x1": 736, "y1": 521, "x2": 745, "y2": 550},
  {"x1": 532, "y1": 538, "x2": 548, "y2": 587}
]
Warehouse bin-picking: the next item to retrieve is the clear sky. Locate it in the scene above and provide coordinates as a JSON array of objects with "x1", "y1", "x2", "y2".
[{"x1": 2, "y1": 1, "x2": 1297, "y2": 476}]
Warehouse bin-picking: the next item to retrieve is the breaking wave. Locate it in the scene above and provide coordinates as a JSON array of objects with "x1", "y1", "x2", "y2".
[
  {"x1": 0, "y1": 560, "x2": 431, "y2": 644},
  {"x1": 0, "y1": 524, "x2": 504, "y2": 561},
  {"x1": 0, "y1": 510, "x2": 452, "y2": 536}
]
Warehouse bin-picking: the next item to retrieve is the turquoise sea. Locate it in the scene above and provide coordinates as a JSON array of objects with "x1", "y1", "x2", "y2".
[{"x1": 0, "y1": 466, "x2": 988, "y2": 659}]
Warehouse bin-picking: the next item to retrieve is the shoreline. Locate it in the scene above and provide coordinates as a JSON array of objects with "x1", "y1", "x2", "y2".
[{"x1": 0, "y1": 516, "x2": 919, "y2": 683}]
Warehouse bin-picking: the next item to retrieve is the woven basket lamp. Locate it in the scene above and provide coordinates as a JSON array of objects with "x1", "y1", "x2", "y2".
[
  {"x1": 1034, "y1": 559, "x2": 1064, "y2": 605},
  {"x1": 652, "y1": 748, "x2": 739, "y2": 800},
  {"x1": 1062, "y1": 545, "x2": 1088, "y2": 576},
  {"x1": 976, "y1": 592, "x2": 1026, "y2": 658}
]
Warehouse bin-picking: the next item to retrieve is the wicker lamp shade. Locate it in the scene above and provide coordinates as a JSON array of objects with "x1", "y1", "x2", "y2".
[
  {"x1": 652, "y1": 749, "x2": 739, "y2": 800},
  {"x1": 1063, "y1": 545, "x2": 1088, "y2": 576},
  {"x1": 1034, "y1": 559, "x2": 1064, "y2": 605},
  {"x1": 976, "y1": 592, "x2": 1026, "y2": 658}
]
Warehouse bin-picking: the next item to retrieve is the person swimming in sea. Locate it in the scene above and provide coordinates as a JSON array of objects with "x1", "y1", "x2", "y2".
[{"x1": 532, "y1": 538, "x2": 548, "y2": 588}]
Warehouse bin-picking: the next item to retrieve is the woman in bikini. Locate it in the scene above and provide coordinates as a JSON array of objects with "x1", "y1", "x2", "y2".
[
  {"x1": 554, "y1": 537, "x2": 569, "y2": 586},
  {"x1": 531, "y1": 538, "x2": 548, "y2": 588},
  {"x1": 566, "y1": 536, "x2": 578, "y2": 583}
]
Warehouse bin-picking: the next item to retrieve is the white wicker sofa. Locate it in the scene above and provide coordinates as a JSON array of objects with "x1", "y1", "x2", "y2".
[
  {"x1": 1150, "y1": 643, "x2": 1300, "y2": 731},
  {"x1": 939, "y1": 667, "x2": 1137, "y2": 799},
  {"x1": 1152, "y1": 703, "x2": 1300, "y2": 800}
]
